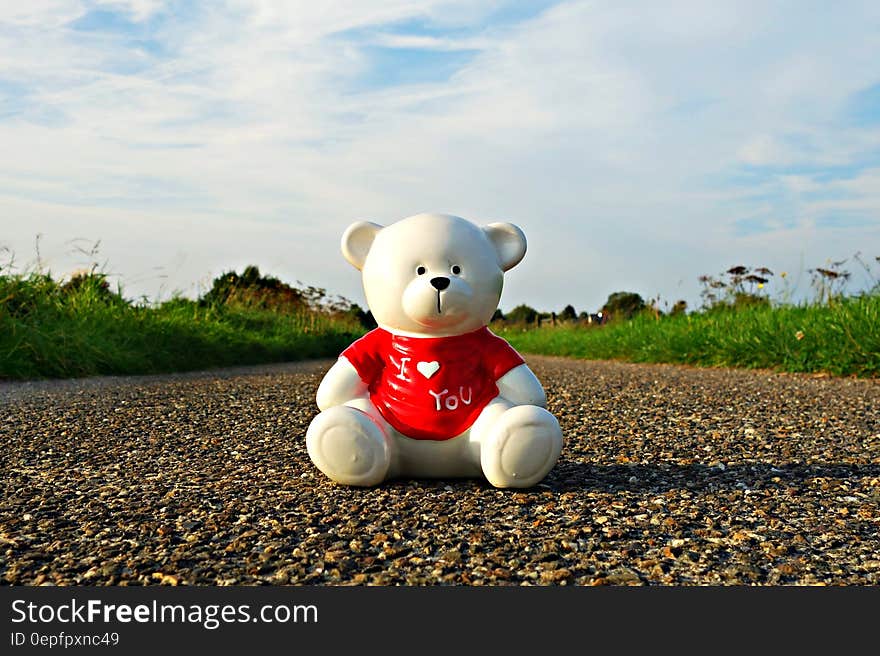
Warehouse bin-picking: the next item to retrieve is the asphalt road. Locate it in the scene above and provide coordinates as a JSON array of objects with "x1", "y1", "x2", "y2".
[{"x1": 1, "y1": 356, "x2": 878, "y2": 586}]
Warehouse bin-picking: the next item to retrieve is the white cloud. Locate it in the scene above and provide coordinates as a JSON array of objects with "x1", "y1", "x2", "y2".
[
  {"x1": 370, "y1": 33, "x2": 489, "y2": 50},
  {"x1": 1, "y1": 0, "x2": 879, "y2": 314},
  {"x1": 94, "y1": 0, "x2": 163, "y2": 22},
  {"x1": 738, "y1": 135, "x2": 793, "y2": 166},
  {"x1": 0, "y1": 1, "x2": 85, "y2": 27}
]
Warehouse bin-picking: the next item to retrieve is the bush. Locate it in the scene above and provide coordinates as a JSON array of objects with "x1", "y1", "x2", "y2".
[
  {"x1": 559, "y1": 304, "x2": 577, "y2": 321},
  {"x1": 601, "y1": 291, "x2": 645, "y2": 320},
  {"x1": 505, "y1": 304, "x2": 539, "y2": 325}
]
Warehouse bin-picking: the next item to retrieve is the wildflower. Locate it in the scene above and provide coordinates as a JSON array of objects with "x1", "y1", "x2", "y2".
[
  {"x1": 815, "y1": 267, "x2": 841, "y2": 279},
  {"x1": 757, "y1": 283, "x2": 764, "y2": 289},
  {"x1": 780, "y1": 271, "x2": 787, "y2": 278},
  {"x1": 795, "y1": 330, "x2": 805, "y2": 341}
]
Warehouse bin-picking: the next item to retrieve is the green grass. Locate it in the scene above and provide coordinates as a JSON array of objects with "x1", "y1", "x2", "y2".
[
  {"x1": 3, "y1": 267, "x2": 878, "y2": 381},
  {"x1": 497, "y1": 293, "x2": 880, "y2": 378},
  {"x1": 0, "y1": 272, "x2": 363, "y2": 380}
]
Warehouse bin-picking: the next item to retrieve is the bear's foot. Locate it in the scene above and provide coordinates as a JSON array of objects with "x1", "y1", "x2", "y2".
[
  {"x1": 306, "y1": 406, "x2": 391, "y2": 486},
  {"x1": 480, "y1": 405, "x2": 562, "y2": 488}
]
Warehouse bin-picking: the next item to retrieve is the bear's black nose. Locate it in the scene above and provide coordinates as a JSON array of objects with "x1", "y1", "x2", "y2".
[{"x1": 430, "y1": 276, "x2": 450, "y2": 291}]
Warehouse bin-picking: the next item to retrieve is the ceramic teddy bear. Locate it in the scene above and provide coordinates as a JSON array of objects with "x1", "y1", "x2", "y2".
[{"x1": 305, "y1": 213, "x2": 562, "y2": 488}]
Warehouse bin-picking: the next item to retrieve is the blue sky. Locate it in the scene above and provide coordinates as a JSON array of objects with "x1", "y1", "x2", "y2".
[{"x1": 1, "y1": 0, "x2": 879, "y2": 313}]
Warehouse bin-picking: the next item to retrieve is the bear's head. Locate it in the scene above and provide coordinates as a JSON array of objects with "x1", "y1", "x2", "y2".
[{"x1": 341, "y1": 213, "x2": 526, "y2": 336}]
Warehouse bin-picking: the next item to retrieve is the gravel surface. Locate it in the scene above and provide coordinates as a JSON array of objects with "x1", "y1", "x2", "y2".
[{"x1": 1, "y1": 356, "x2": 878, "y2": 586}]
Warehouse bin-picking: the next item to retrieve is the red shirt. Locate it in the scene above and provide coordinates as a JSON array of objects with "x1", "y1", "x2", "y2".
[{"x1": 342, "y1": 327, "x2": 524, "y2": 441}]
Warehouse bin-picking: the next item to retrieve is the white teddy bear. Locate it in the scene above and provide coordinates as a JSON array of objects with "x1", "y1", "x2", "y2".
[{"x1": 305, "y1": 213, "x2": 563, "y2": 488}]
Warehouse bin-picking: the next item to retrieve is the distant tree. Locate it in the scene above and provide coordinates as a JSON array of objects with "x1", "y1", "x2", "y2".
[
  {"x1": 491, "y1": 308, "x2": 505, "y2": 322},
  {"x1": 559, "y1": 304, "x2": 577, "y2": 321},
  {"x1": 240, "y1": 264, "x2": 263, "y2": 288},
  {"x1": 601, "y1": 291, "x2": 645, "y2": 320},
  {"x1": 199, "y1": 265, "x2": 351, "y2": 315},
  {"x1": 506, "y1": 304, "x2": 538, "y2": 324},
  {"x1": 201, "y1": 265, "x2": 302, "y2": 309},
  {"x1": 61, "y1": 270, "x2": 124, "y2": 306},
  {"x1": 670, "y1": 299, "x2": 688, "y2": 316}
]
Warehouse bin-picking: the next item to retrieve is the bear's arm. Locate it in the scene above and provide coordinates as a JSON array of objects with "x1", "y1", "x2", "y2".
[
  {"x1": 316, "y1": 356, "x2": 371, "y2": 411},
  {"x1": 495, "y1": 363, "x2": 547, "y2": 408}
]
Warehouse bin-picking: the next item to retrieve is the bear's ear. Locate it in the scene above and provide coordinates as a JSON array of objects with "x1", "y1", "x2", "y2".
[
  {"x1": 341, "y1": 221, "x2": 383, "y2": 270},
  {"x1": 483, "y1": 222, "x2": 527, "y2": 271}
]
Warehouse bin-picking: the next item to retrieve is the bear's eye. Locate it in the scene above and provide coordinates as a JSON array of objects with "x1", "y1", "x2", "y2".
[
  {"x1": 416, "y1": 266, "x2": 427, "y2": 276},
  {"x1": 451, "y1": 265, "x2": 461, "y2": 275}
]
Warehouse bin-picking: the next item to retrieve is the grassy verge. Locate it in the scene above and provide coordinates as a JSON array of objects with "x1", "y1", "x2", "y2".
[
  {"x1": 497, "y1": 293, "x2": 880, "y2": 378},
  {"x1": 3, "y1": 266, "x2": 877, "y2": 381},
  {"x1": 0, "y1": 272, "x2": 363, "y2": 380}
]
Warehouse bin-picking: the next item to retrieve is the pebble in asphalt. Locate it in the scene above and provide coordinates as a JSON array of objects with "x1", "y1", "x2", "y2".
[{"x1": 1, "y1": 356, "x2": 878, "y2": 585}]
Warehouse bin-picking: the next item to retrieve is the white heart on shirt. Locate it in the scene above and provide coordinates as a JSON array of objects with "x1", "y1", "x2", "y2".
[{"x1": 416, "y1": 361, "x2": 440, "y2": 379}]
